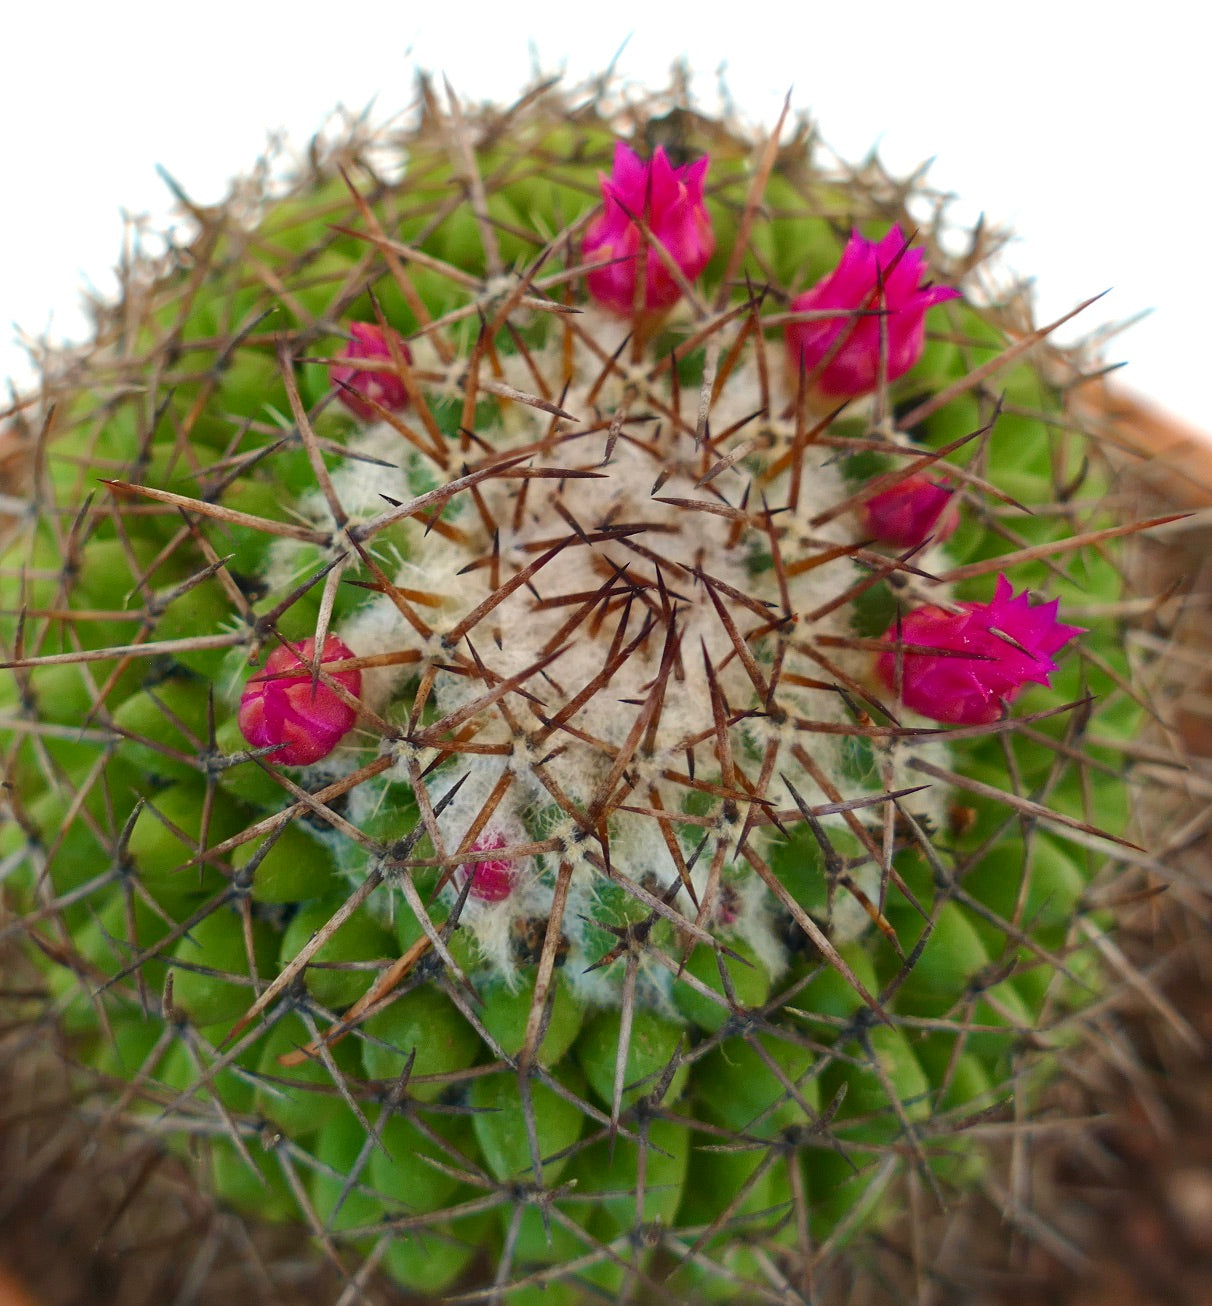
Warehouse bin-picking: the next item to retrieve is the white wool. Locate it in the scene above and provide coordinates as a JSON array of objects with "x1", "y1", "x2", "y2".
[
  {"x1": 265, "y1": 309, "x2": 956, "y2": 998},
  {"x1": 729, "y1": 868, "x2": 789, "y2": 979}
]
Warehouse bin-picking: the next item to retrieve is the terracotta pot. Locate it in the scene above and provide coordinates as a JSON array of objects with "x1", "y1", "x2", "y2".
[
  {"x1": 1076, "y1": 377, "x2": 1212, "y2": 509},
  {"x1": 0, "y1": 1266, "x2": 42, "y2": 1306}
]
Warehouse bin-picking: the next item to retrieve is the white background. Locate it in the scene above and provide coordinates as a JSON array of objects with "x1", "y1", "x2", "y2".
[{"x1": 3, "y1": 2, "x2": 1207, "y2": 432}]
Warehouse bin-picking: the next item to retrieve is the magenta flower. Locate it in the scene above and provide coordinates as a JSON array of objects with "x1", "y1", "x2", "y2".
[
  {"x1": 862, "y1": 475, "x2": 960, "y2": 548},
  {"x1": 238, "y1": 635, "x2": 361, "y2": 766},
  {"x1": 876, "y1": 575, "x2": 1082, "y2": 725},
  {"x1": 582, "y1": 141, "x2": 715, "y2": 316},
  {"x1": 330, "y1": 322, "x2": 412, "y2": 421},
  {"x1": 786, "y1": 225, "x2": 960, "y2": 400},
  {"x1": 459, "y1": 831, "x2": 517, "y2": 904}
]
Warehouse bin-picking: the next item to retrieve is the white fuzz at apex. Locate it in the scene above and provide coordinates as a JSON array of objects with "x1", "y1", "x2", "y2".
[{"x1": 275, "y1": 309, "x2": 951, "y2": 997}]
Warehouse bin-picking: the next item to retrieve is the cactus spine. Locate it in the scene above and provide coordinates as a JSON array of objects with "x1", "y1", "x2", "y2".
[{"x1": 0, "y1": 77, "x2": 1162, "y2": 1303}]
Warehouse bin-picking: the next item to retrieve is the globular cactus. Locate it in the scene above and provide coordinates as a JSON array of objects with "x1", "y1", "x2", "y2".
[{"x1": 0, "y1": 75, "x2": 1170, "y2": 1304}]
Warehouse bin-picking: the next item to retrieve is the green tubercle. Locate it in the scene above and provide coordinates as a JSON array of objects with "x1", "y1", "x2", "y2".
[{"x1": 0, "y1": 74, "x2": 1165, "y2": 1305}]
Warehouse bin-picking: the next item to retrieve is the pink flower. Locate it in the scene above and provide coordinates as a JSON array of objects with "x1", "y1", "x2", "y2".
[
  {"x1": 582, "y1": 142, "x2": 715, "y2": 316},
  {"x1": 876, "y1": 575, "x2": 1082, "y2": 725},
  {"x1": 862, "y1": 476, "x2": 960, "y2": 548},
  {"x1": 786, "y1": 225, "x2": 960, "y2": 399},
  {"x1": 238, "y1": 635, "x2": 361, "y2": 765},
  {"x1": 459, "y1": 831, "x2": 517, "y2": 904},
  {"x1": 330, "y1": 322, "x2": 412, "y2": 421}
]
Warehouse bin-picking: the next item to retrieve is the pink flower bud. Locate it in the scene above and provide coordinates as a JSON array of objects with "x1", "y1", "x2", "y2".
[
  {"x1": 876, "y1": 575, "x2": 1082, "y2": 725},
  {"x1": 330, "y1": 322, "x2": 412, "y2": 421},
  {"x1": 862, "y1": 476, "x2": 960, "y2": 548},
  {"x1": 460, "y1": 831, "x2": 517, "y2": 903},
  {"x1": 582, "y1": 142, "x2": 715, "y2": 316},
  {"x1": 786, "y1": 225, "x2": 960, "y2": 400},
  {"x1": 238, "y1": 635, "x2": 361, "y2": 766}
]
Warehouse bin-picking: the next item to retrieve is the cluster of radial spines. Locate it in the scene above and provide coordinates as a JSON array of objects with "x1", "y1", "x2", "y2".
[{"x1": 0, "y1": 84, "x2": 1146, "y2": 1306}]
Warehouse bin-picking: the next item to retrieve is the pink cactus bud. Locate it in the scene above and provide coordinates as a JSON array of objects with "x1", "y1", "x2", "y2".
[
  {"x1": 330, "y1": 322, "x2": 412, "y2": 421},
  {"x1": 876, "y1": 575, "x2": 1082, "y2": 725},
  {"x1": 786, "y1": 225, "x2": 960, "y2": 400},
  {"x1": 460, "y1": 831, "x2": 517, "y2": 903},
  {"x1": 862, "y1": 475, "x2": 960, "y2": 548},
  {"x1": 582, "y1": 141, "x2": 715, "y2": 316},
  {"x1": 238, "y1": 635, "x2": 361, "y2": 766}
]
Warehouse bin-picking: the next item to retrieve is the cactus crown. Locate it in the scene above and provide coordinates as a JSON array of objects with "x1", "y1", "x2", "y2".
[{"x1": 0, "y1": 75, "x2": 1163, "y2": 1304}]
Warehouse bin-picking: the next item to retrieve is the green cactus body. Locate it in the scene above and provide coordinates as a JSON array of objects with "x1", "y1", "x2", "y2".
[{"x1": 0, "y1": 79, "x2": 1156, "y2": 1302}]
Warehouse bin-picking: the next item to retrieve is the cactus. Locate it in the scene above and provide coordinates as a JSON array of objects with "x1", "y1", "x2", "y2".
[{"x1": 0, "y1": 75, "x2": 1170, "y2": 1303}]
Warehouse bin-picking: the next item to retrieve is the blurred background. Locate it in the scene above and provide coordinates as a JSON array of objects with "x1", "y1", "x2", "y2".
[{"x1": 2, "y1": 0, "x2": 1208, "y2": 431}]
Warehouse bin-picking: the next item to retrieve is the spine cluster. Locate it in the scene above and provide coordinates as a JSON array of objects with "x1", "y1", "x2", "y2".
[{"x1": 0, "y1": 82, "x2": 1160, "y2": 1306}]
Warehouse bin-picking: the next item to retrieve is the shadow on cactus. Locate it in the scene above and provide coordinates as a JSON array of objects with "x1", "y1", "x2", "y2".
[{"x1": 0, "y1": 75, "x2": 1174, "y2": 1304}]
